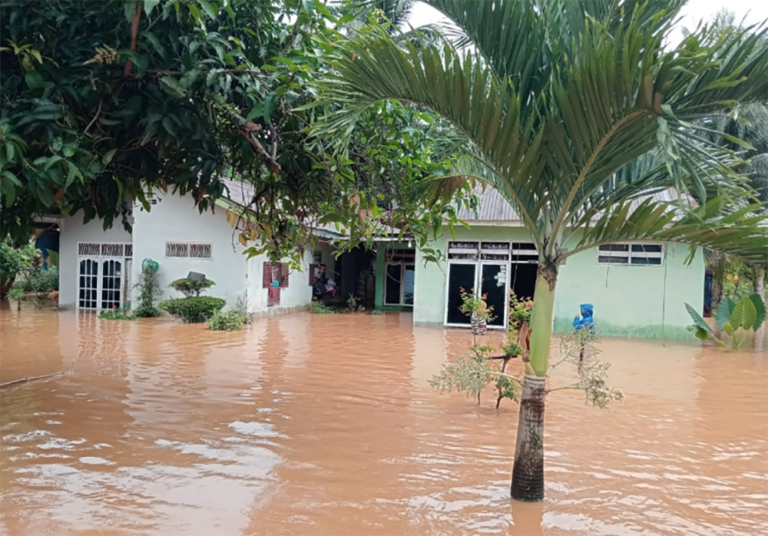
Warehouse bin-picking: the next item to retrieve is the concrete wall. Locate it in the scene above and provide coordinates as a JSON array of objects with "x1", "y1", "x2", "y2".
[
  {"x1": 413, "y1": 226, "x2": 705, "y2": 339},
  {"x1": 133, "y1": 192, "x2": 318, "y2": 314},
  {"x1": 58, "y1": 213, "x2": 133, "y2": 309},
  {"x1": 131, "y1": 192, "x2": 249, "y2": 310}
]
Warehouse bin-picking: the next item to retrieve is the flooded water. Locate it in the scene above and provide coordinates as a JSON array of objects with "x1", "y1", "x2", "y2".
[{"x1": 0, "y1": 307, "x2": 766, "y2": 536}]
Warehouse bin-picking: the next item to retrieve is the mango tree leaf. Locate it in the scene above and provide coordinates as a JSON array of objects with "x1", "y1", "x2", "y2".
[
  {"x1": 159, "y1": 76, "x2": 186, "y2": 98},
  {"x1": 24, "y1": 71, "x2": 44, "y2": 90},
  {"x1": 748, "y1": 293, "x2": 766, "y2": 331},
  {"x1": 102, "y1": 148, "x2": 117, "y2": 165},
  {"x1": 144, "y1": 0, "x2": 161, "y2": 16},
  {"x1": 715, "y1": 297, "x2": 736, "y2": 331}
]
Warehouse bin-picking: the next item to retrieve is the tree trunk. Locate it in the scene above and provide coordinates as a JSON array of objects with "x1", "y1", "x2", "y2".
[
  {"x1": 754, "y1": 266, "x2": 765, "y2": 299},
  {"x1": 711, "y1": 250, "x2": 726, "y2": 309},
  {"x1": 511, "y1": 374, "x2": 547, "y2": 501},
  {"x1": 511, "y1": 265, "x2": 557, "y2": 501}
]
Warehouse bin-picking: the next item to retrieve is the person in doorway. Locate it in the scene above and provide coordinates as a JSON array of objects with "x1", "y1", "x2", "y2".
[{"x1": 312, "y1": 264, "x2": 328, "y2": 301}]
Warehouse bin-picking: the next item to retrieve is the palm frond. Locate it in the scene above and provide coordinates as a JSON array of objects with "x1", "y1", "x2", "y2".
[{"x1": 569, "y1": 197, "x2": 768, "y2": 266}]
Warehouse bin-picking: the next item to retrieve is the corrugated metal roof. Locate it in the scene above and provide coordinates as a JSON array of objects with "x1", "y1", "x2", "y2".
[
  {"x1": 219, "y1": 177, "x2": 349, "y2": 238},
  {"x1": 457, "y1": 186, "x2": 684, "y2": 224},
  {"x1": 456, "y1": 187, "x2": 521, "y2": 222},
  {"x1": 220, "y1": 177, "x2": 256, "y2": 207}
]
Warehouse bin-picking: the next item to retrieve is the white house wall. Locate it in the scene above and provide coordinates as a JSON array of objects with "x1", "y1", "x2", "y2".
[
  {"x1": 132, "y1": 191, "x2": 317, "y2": 314},
  {"x1": 58, "y1": 213, "x2": 133, "y2": 309},
  {"x1": 131, "y1": 192, "x2": 248, "y2": 309}
]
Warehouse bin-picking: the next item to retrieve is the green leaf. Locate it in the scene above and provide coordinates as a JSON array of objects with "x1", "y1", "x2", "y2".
[
  {"x1": 723, "y1": 322, "x2": 734, "y2": 336},
  {"x1": 690, "y1": 326, "x2": 710, "y2": 342},
  {"x1": 24, "y1": 71, "x2": 44, "y2": 90},
  {"x1": 5, "y1": 142, "x2": 15, "y2": 162},
  {"x1": 65, "y1": 161, "x2": 77, "y2": 187},
  {"x1": 735, "y1": 297, "x2": 757, "y2": 331},
  {"x1": 197, "y1": 0, "x2": 217, "y2": 19},
  {"x1": 144, "y1": 0, "x2": 161, "y2": 15},
  {"x1": 124, "y1": 0, "x2": 137, "y2": 22},
  {"x1": 748, "y1": 293, "x2": 766, "y2": 331},
  {"x1": 302, "y1": 0, "x2": 313, "y2": 16},
  {"x1": 685, "y1": 303, "x2": 712, "y2": 334},
  {"x1": 102, "y1": 148, "x2": 117, "y2": 165},
  {"x1": 159, "y1": 76, "x2": 186, "y2": 98},
  {"x1": 715, "y1": 297, "x2": 735, "y2": 331},
  {"x1": 161, "y1": 116, "x2": 176, "y2": 137}
]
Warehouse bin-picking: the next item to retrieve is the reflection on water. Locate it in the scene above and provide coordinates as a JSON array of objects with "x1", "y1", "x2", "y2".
[{"x1": 1, "y1": 307, "x2": 767, "y2": 536}]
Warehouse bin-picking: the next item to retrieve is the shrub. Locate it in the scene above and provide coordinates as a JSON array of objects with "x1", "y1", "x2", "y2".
[
  {"x1": 133, "y1": 264, "x2": 162, "y2": 316},
  {"x1": 1, "y1": 241, "x2": 39, "y2": 298},
  {"x1": 312, "y1": 301, "x2": 336, "y2": 314},
  {"x1": 159, "y1": 296, "x2": 226, "y2": 323},
  {"x1": 208, "y1": 309, "x2": 244, "y2": 331},
  {"x1": 169, "y1": 277, "x2": 215, "y2": 297},
  {"x1": 134, "y1": 305, "x2": 161, "y2": 318},
  {"x1": 100, "y1": 307, "x2": 136, "y2": 320}
]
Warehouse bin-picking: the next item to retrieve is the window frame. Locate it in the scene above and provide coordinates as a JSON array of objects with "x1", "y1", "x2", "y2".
[
  {"x1": 596, "y1": 242, "x2": 664, "y2": 266},
  {"x1": 384, "y1": 262, "x2": 415, "y2": 307},
  {"x1": 165, "y1": 241, "x2": 213, "y2": 260}
]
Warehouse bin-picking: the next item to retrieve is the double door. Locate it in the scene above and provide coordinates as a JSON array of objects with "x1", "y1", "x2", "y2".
[
  {"x1": 444, "y1": 262, "x2": 509, "y2": 328},
  {"x1": 78, "y1": 258, "x2": 124, "y2": 310}
]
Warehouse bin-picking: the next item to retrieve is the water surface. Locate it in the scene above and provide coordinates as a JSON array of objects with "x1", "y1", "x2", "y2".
[{"x1": 1, "y1": 307, "x2": 766, "y2": 535}]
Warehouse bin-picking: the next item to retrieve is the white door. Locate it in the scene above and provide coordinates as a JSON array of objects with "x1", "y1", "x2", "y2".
[
  {"x1": 78, "y1": 258, "x2": 100, "y2": 310},
  {"x1": 100, "y1": 259, "x2": 123, "y2": 310}
]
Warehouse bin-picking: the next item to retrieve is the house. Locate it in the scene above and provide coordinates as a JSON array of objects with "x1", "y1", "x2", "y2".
[
  {"x1": 55, "y1": 178, "x2": 343, "y2": 314},
  {"x1": 374, "y1": 188, "x2": 706, "y2": 339}
]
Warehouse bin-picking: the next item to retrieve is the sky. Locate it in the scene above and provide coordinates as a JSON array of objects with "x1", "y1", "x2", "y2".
[{"x1": 407, "y1": 0, "x2": 768, "y2": 41}]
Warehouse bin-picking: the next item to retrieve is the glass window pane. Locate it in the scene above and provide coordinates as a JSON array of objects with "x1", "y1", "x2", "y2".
[
  {"x1": 385, "y1": 264, "x2": 402, "y2": 305},
  {"x1": 631, "y1": 244, "x2": 662, "y2": 253},
  {"x1": 599, "y1": 256, "x2": 629, "y2": 264},
  {"x1": 480, "y1": 264, "x2": 507, "y2": 327},
  {"x1": 599, "y1": 244, "x2": 629, "y2": 252},
  {"x1": 403, "y1": 266, "x2": 415, "y2": 305},
  {"x1": 446, "y1": 264, "x2": 476, "y2": 325}
]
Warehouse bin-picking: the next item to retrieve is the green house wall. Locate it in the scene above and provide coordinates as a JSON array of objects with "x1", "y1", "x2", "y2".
[{"x1": 411, "y1": 226, "x2": 705, "y2": 340}]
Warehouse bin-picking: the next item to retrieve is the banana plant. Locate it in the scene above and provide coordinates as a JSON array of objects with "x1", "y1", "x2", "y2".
[{"x1": 686, "y1": 293, "x2": 766, "y2": 349}]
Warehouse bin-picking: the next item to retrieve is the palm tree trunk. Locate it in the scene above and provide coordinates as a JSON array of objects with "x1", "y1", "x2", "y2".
[
  {"x1": 712, "y1": 250, "x2": 726, "y2": 309},
  {"x1": 511, "y1": 265, "x2": 556, "y2": 501}
]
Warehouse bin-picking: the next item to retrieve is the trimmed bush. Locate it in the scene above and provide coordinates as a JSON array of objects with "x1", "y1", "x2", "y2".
[
  {"x1": 208, "y1": 310, "x2": 244, "y2": 331},
  {"x1": 159, "y1": 297, "x2": 225, "y2": 323},
  {"x1": 169, "y1": 278, "x2": 215, "y2": 297},
  {"x1": 134, "y1": 305, "x2": 161, "y2": 318}
]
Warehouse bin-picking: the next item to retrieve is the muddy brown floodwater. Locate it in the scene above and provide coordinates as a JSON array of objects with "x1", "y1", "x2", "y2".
[{"x1": 0, "y1": 307, "x2": 766, "y2": 536}]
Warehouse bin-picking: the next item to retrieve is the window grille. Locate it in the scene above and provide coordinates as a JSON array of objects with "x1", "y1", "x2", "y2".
[
  {"x1": 597, "y1": 243, "x2": 663, "y2": 265},
  {"x1": 166, "y1": 242, "x2": 190, "y2": 258}
]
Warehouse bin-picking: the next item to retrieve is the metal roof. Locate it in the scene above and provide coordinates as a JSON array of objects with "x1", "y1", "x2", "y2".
[{"x1": 457, "y1": 187, "x2": 684, "y2": 225}]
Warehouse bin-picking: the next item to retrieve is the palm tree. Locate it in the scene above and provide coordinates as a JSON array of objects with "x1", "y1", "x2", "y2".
[
  {"x1": 313, "y1": 0, "x2": 768, "y2": 500},
  {"x1": 704, "y1": 102, "x2": 768, "y2": 305}
]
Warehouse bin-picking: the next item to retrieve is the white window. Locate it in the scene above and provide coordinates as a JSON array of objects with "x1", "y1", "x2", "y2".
[
  {"x1": 165, "y1": 242, "x2": 212, "y2": 259},
  {"x1": 597, "y1": 243, "x2": 663, "y2": 266}
]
